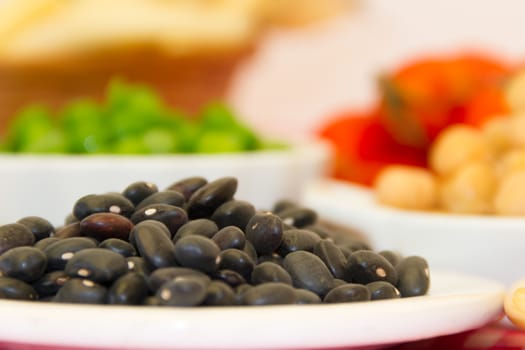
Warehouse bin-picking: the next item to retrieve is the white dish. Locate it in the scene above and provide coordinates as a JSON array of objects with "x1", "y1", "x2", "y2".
[
  {"x1": 0, "y1": 140, "x2": 331, "y2": 226},
  {"x1": 0, "y1": 271, "x2": 504, "y2": 350},
  {"x1": 302, "y1": 180, "x2": 525, "y2": 286}
]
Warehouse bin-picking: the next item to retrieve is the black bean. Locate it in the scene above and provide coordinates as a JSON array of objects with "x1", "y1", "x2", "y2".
[
  {"x1": 99, "y1": 238, "x2": 137, "y2": 257},
  {"x1": 217, "y1": 249, "x2": 255, "y2": 281},
  {"x1": 214, "y1": 269, "x2": 246, "y2": 288},
  {"x1": 122, "y1": 181, "x2": 159, "y2": 206},
  {"x1": 347, "y1": 250, "x2": 398, "y2": 285},
  {"x1": 126, "y1": 257, "x2": 151, "y2": 276},
  {"x1": 0, "y1": 276, "x2": 38, "y2": 300},
  {"x1": 156, "y1": 275, "x2": 209, "y2": 306},
  {"x1": 272, "y1": 200, "x2": 298, "y2": 214},
  {"x1": 107, "y1": 272, "x2": 149, "y2": 305},
  {"x1": 166, "y1": 176, "x2": 208, "y2": 201},
  {"x1": 294, "y1": 288, "x2": 322, "y2": 304},
  {"x1": 130, "y1": 204, "x2": 188, "y2": 236},
  {"x1": 32, "y1": 270, "x2": 69, "y2": 298},
  {"x1": 277, "y1": 207, "x2": 318, "y2": 228},
  {"x1": 0, "y1": 246, "x2": 47, "y2": 282},
  {"x1": 396, "y1": 256, "x2": 430, "y2": 297},
  {"x1": 54, "y1": 278, "x2": 107, "y2": 304},
  {"x1": 313, "y1": 239, "x2": 348, "y2": 280},
  {"x1": 64, "y1": 248, "x2": 128, "y2": 284},
  {"x1": 130, "y1": 221, "x2": 177, "y2": 270},
  {"x1": 211, "y1": 200, "x2": 256, "y2": 230},
  {"x1": 186, "y1": 177, "x2": 238, "y2": 219},
  {"x1": 202, "y1": 280, "x2": 236, "y2": 306},
  {"x1": 0, "y1": 223, "x2": 35, "y2": 254},
  {"x1": 135, "y1": 191, "x2": 186, "y2": 211},
  {"x1": 73, "y1": 193, "x2": 135, "y2": 220},
  {"x1": 367, "y1": 281, "x2": 401, "y2": 300},
  {"x1": 283, "y1": 251, "x2": 334, "y2": 297},
  {"x1": 17, "y1": 216, "x2": 55, "y2": 242},
  {"x1": 245, "y1": 212, "x2": 283, "y2": 255},
  {"x1": 173, "y1": 235, "x2": 220, "y2": 274},
  {"x1": 80, "y1": 213, "x2": 134, "y2": 241},
  {"x1": 212, "y1": 226, "x2": 246, "y2": 250},
  {"x1": 34, "y1": 237, "x2": 60, "y2": 251},
  {"x1": 323, "y1": 284, "x2": 371, "y2": 303},
  {"x1": 379, "y1": 250, "x2": 403, "y2": 267},
  {"x1": 251, "y1": 261, "x2": 292, "y2": 286},
  {"x1": 257, "y1": 253, "x2": 283, "y2": 266},
  {"x1": 147, "y1": 267, "x2": 210, "y2": 293},
  {"x1": 276, "y1": 228, "x2": 321, "y2": 256},
  {"x1": 53, "y1": 222, "x2": 82, "y2": 239},
  {"x1": 241, "y1": 282, "x2": 296, "y2": 306},
  {"x1": 243, "y1": 241, "x2": 258, "y2": 262},
  {"x1": 172, "y1": 218, "x2": 218, "y2": 242},
  {"x1": 44, "y1": 237, "x2": 98, "y2": 271}
]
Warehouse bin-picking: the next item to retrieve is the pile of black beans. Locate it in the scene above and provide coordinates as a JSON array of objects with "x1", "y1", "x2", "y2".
[{"x1": 0, "y1": 176, "x2": 430, "y2": 306}]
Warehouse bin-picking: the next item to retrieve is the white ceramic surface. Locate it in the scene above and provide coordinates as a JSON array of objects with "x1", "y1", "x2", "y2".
[
  {"x1": 0, "y1": 140, "x2": 331, "y2": 226},
  {"x1": 302, "y1": 180, "x2": 525, "y2": 287},
  {"x1": 0, "y1": 271, "x2": 504, "y2": 350}
]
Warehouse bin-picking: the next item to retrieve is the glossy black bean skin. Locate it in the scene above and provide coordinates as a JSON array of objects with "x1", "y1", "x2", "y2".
[
  {"x1": 147, "y1": 267, "x2": 210, "y2": 292},
  {"x1": 107, "y1": 272, "x2": 149, "y2": 305},
  {"x1": 122, "y1": 181, "x2": 159, "y2": 206},
  {"x1": 283, "y1": 251, "x2": 334, "y2": 297},
  {"x1": 99, "y1": 238, "x2": 137, "y2": 257},
  {"x1": 173, "y1": 235, "x2": 220, "y2": 274},
  {"x1": 0, "y1": 247, "x2": 47, "y2": 282},
  {"x1": 44, "y1": 237, "x2": 98, "y2": 271},
  {"x1": 53, "y1": 222, "x2": 82, "y2": 239},
  {"x1": 73, "y1": 193, "x2": 135, "y2": 220},
  {"x1": 245, "y1": 212, "x2": 283, "y2": 255},
  {"x1": 337, "y1": 239, "x2": 372, "y2": 253},
  {"x1": 251, "y1": 261, "x2": 292, "y2": 286},
  {"x1": 17, "y1": 216, "x2": 55, "y2": 242},
  {"x1": 126, "y1": 257, "x2": 151, "y2": 276},
  {"x1": 80, "y1": 213, "x2": 134, "y2": 241},
  {"x1": 217, "y1": 249, "x2": 255, "y2": 281},
  {"x1": 166, "y1": 176, "x2": 208, "y2": 201},
  {"x1": 214, "y1": 269, "x2": 246, "y2": 287},
  {"x1": 347, "y1": 250, "x2": 398, "y2": 285},
  {"x1": 156, "y1": 275, "x2": 209, "y2": 306},
  {"x1": 313, "y1": 239, "x2": 348, "y2": 280},
  {"x1": 0, "y1": 277, "x2": 38, "y2": 300},
  {"x1": 212, "y1": 226, "x2": 246, "y2": 250},
  {"x1": 277, "y1": 207, "x2": 318, "y2": 229},
  {"x1": 186, "y1": 177, "x2": 238, "y2": 219},
  {"x1": 241, "y1": 282, "x2": 296, "y2": 306},
  {"x1": 202, "y1": 280, "x2": 236, "y2": 306},
  {"x1": 276, "y1": 229, "x2": 321, "y2": 256},
  {"x1": 135, "y1": 191, "x2": 186, "y2": 211},
  {"x1": 54, "y1": 278, "x2": 107, "y2": 304},
  {"x1": 34, "y1": 237, "x2": 60, "y2": 251},
  {"x1": 172, "y1": 218, "x2": 219, "y2": 242},
  {"x1": 0, "y1": 223, "x2": 35, "y2": 254},
  {"x1": 367, "y1": 281, "x2": 401, "y2": 300},
  {"x1": 211, "y1": 200, "x2": 256, "y2": 230},
  {"x1": 130, "y1": 204, "x2": 188, "y2": 236},
  {"x1": 130, "y1": 221, "x2": 177, "y2": 270},
  {"x1": 295, "y1": 288, "x2": 322, "y2": 304},
  {"x1": 396, "y1": 256, "x2": 430, "y2": 297},
  {"x1": 257, "y1": 253, "x2": 283, "y2": 266},
  {"x1": 323, "y1": 284, "x2": 371, "y2": 303},
  {"x1": 64, "y1": 248, "x2": 128, "y2": 284},
  {"x1": 379, "y1": 250, "x2": 403, "y2": 267},
  {"x1": 272, "y1": 200, "x2": 298, "y2": 215},
  {"x1": 32, "y1": 270, "x2": 69, "y2": 298}
]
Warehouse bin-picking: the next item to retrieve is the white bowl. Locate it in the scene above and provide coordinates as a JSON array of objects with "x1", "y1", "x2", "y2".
[
  {"x1": 0, "y1": 140, "x2": 331, "y2": 226},
  {"x1": 302, "y1": 179, "x2": 525, "y2": 287}
]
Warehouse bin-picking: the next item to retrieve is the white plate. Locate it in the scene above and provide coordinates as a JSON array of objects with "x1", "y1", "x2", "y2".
[
  {"x1": 302, "y1": 180, "x2": 525, "y2": 286},
  {"x1": 0, "y1": 271, "x2": 504, "y2": 350}
]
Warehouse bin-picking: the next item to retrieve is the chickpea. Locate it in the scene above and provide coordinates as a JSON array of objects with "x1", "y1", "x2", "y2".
[
  {"x1": 509, "y1": 114, "x2": 525, "y2": 148},
  {"x1": 374, "y1": 165, "x2": 438, "y2": 211},
  {"x1": 481, "y1": 116, "x2": 513, "y2": 157},
  {"x1": 494, "y1": 170, "x2": 525, "y2": 216},
  {"x1": 439, "y1": 162, "x2": 496, "y2": 214},
  {"x1": 496, "y1": 148, "x2": 525, "y2": 178},
  {"x1": 429, "y1": 125, "x2": 490, "y2": 177}
]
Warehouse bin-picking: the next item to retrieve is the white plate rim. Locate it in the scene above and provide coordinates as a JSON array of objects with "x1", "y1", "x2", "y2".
[{"x1": 0, "y1": 271, "x2": 504, "y2": 350}]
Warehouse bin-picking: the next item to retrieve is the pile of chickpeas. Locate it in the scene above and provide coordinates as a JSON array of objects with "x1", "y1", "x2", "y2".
[{"x1": 374, "y1": 113, "x2": 525, "y2": 216}]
